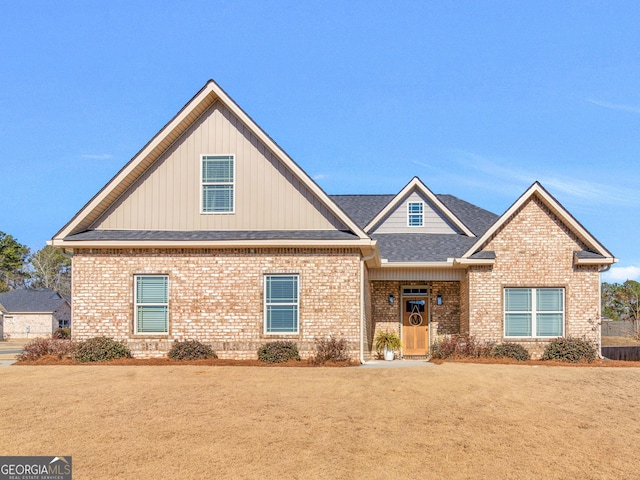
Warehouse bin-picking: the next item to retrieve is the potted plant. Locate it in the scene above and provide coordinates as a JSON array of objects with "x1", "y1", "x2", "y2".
[{"x1": 374, "y1": 330, "x2": 402, "y2": 361}]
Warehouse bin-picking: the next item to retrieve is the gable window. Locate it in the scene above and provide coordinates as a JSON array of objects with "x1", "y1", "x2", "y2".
[
  {"x1": 504, "y1": 288, "x2": 564, "y2": 338},
  {"x1": 265, "y1": 275, "x2": 299, "y2": 334},
  {"x1": 407, "y1": 201, "x2": 424, "y2": 227},
  {"x1": 202, "y1": 155, "x2": 234, "y2": 213},
  {"x1": 135, "y1": 275, "x2": 169, "y2": 334}
]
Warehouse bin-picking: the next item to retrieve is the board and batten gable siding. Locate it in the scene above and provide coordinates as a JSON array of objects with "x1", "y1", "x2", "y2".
[
  {"x1": 92, "y1": 101, "x2": 346, "y2": 232},
  {"x1": 370, "y1": 191, "x2": 459, "y2": 234}
]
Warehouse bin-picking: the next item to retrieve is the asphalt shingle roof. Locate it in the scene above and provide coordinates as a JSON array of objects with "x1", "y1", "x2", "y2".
[
  {"x1": 330, "y1": 193, "x2": 499, "y2": 235},
  {"x1": 64, "y1": 230, "x2": 360, "y2": 242},
  {"x1": 0, "y1": 289, "x2": 67, "y2": 313},
  {"x1": 372, "y1": 234, "x2": 479, "y2": 262}
]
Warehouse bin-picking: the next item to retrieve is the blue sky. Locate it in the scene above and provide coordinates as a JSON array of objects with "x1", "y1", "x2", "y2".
[{"x1": 1, "y1": 1, "x2": 638, "y2": 282}]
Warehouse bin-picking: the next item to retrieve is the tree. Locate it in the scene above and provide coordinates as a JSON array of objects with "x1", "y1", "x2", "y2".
[
  {"x1": 0, "y1": 231, "x2": 30, "y2": 292},
  {"x1": 602, "y1": 280, "x2": 640, "y2": 336},
  {"x1": 28, "y1": 245, "x2": 71, "y2": 298}
]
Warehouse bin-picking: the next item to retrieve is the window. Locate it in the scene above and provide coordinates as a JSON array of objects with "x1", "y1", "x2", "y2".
[
  {"x1": 202, "y1": 155, "x2": 234, "y2": 213},
  {"x1": 407, "y1": 201, "x2": 424, "y2": 227},
  {"x1": 504, "y1": 288, "x2": 564, "y2": 338},
  {"x1": 135, "y1": 275, "x2": 169, "y2": 334},
  {"x1": 265, "y1": 275, "x2": 299, "y2": 334}
]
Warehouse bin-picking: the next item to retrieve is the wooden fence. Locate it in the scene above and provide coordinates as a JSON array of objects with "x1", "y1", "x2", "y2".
[
  {"x1": 601, "y1": 320, "x2": 636, "y2": 337},
  {"x1": 601, "y1": 346, "x2": 640, "y2": 361}
]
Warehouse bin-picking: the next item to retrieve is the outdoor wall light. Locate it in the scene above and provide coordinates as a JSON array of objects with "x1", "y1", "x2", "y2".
[
  {"x1": 437, "y1": 295, "x2": 443, "y2": 305},
  {"x1": 388, "y1": 295, "x2": 395, "y2": 305}
]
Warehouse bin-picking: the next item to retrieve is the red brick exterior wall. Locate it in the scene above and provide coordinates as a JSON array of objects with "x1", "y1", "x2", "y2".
[{"x1": 72, "y1": 248, "x2": 362, "y2": 359}]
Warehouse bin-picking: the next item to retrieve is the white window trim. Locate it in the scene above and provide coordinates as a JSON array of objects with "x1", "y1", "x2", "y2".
[
  {"x1": 264, "y1": 274, "x2": 300, "y2": 335},
  {"x1": 407, "y1": 201, "x2": 424, "y2": 227},
  {"x1": 200, "y1": 154, "x2": 236, "y2": 214},
  {"x1": 504, "y1": 287, "x2": 565, "y2": 339},
  {"x1": 134, "y1": 274, "x2": 169, "y2": 335}
]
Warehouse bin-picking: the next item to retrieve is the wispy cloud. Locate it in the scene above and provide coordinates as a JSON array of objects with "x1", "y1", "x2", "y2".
[
  {"x1": 81, "y1": 153, "x2": 113, "y2": 160},
  {"x1": 586, "y1": 98, "x2": 640, "y2": 114},
  {"x1": 447, "y1": 150, "x2": 638, "y2": 208},
  {"x1": 313, "y1": 173, "x2": 329, "y2": 181},
  {"x1": 602, "y1": 265, "x2": 640, "y2": 283}
]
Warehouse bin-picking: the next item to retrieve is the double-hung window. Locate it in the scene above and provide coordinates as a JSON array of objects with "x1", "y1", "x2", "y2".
[
  {"x1": 265, "y1": 275, "x2": 299, "y2": 334},
  {"x1": 407, "y1": 201, "x2": 424, "y2": 227},
  {"x1": 202, "y1": 155, "x2": 234, "y2": 213},
  {"x1": 504, "y1": 288, "x2": 564, "y2": 338},
  {"x1": 135, "y1": 275, "x2": 169, "y2": 334}
]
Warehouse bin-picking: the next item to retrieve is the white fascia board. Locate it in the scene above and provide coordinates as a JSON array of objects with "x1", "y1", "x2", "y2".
[
  {"x1": 573, "y1": 254, "x2": 619, "y2": 266},
  {"x1": 50, "y1": 238, "x2": 377, "y2": 251},
  {"x1": 452, "y1": 257, "x2": 495, "y2": 266},
  {"x1": 379, "y1": 260, "x2": 456, "y2": 268}
]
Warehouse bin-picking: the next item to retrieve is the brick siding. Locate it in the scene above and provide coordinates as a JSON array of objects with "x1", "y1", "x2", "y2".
[
  {"x1": 72, "y1": 248, "x2": 361, "y2": 359},
  {"x1": 466, "y1": 196, "x2": 602, "y2": 358}
]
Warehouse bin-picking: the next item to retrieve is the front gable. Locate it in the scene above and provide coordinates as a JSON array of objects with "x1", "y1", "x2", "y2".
[
  {"x1": 91, "y1": 100, "x2": 346, "y2": 232},
  {"x1": 365, "y1": 177, "x2": 475, "y2": 237},
  {"x1": 51, "y1": 80, "x2": 371, "y2": 248},
  {"x1": 459, "y1": 182, "x2": 616, "y2": 267},
  {"x1": 370, "y1": 190, "x2": 459, "y2": 234}
]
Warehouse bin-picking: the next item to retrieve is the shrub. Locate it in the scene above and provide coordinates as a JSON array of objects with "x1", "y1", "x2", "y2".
[
  {"x1": 257, "y1": 341, "x2": 301, "y2": 363},
  {"x1": 168, "y1": 340, "x2": 217, "y2": 360},
  {"x1": 542, "y1": 337, "x2": 597, "y2": 363},
  {"x1": 52, "y1": 328, "x2": 71, "y2": 339},
  {"x1": 73, "y1": 336, "x2": 132, "y2": 363},
  {"x1": 17, "y1": 338, "x2": 75, "y2": 361},
  {"x1": 430, "y1": 334, "x2": 493, "y2": 359},
  {"x1": 311, "y1": 335, "x2": 351, "y2": 365},
  {"x1": 491, "y1": 342, "x2": 531, "y2": 361}
]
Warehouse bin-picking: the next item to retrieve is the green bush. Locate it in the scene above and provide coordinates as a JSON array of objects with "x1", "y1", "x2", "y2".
[
  {"x1": 430, "y1": 334, "x2": 493, "y2": 359},
  {"x1": 73, "y1": 336, "x2": 132, "y2": 363},
  {"x1": 257, "y1": 341, "x2": 301, "y2": 363},
  {"x1": 491, "y1": 342, "x2": 531, "y2": 361},
  {"x1": 542, "y1": 337, "x2": 597, "y2": 363},
  {"x1": 311, "y1": 335, "x2": 351, "y2": 365},
  {"x1": 52, "y1": 328, "x2": 71, "y2": 339},
  {"x1": 17, "y1": 338, "x2": 75, "y2": 361},
  {"x1": 168, "y1": 340, "x2": 217, "y2": 360}
]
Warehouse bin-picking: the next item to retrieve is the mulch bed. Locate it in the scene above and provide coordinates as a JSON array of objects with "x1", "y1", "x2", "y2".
[
  {"x1": 14, "y1": 355, "x2": 354, "y2": 367},
  {"x1": 14, "y1": 355, "x2": 640, "y2": 367}
]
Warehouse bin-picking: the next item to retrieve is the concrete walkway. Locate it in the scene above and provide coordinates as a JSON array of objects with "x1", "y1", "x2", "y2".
[
  {"x1": 359, "y1": 359, "x2": 435, "y2": 368},
  {"x1": 0, "y1": 339, "x2": 28, "y2": 366}
]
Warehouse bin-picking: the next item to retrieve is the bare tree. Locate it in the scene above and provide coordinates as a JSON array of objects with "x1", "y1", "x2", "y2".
[{"x1": 28, "y1": 245, "x2": 71, "y2": 297}]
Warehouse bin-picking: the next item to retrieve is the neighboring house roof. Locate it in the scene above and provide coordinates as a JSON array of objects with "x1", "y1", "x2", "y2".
[{"x1": 0, "y1": 289, "x2": 68, "y2": 314}]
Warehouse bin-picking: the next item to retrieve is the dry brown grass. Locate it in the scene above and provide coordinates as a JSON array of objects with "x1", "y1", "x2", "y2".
[
  {"x1": 1, "y1": 363, "x2": 639, "y2": 479},
  {"x1": 602, "y1": 335, "x2": 640, "y2": 346}
]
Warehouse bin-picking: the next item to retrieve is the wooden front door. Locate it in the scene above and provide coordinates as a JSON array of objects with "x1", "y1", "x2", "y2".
[{"x1": 402, "y1": 297, "x2": 429, "y2": 355}]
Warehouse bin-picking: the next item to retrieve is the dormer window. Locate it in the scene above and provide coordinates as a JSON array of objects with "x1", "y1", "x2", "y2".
[
  {"x1": 202, "y1": 155, "x2": 235, "y2": 213},
  {"x1": 407, "y1": 201, "x2": 424, "y2": 227}
]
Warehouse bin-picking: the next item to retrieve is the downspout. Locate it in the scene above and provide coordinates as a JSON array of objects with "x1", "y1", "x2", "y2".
[{"x1": 360, "y1": 251, "x2": 377, "y2": 364}]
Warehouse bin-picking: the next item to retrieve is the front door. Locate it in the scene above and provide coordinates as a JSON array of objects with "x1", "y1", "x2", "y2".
[{"x1": 402, "y1": 297, "x2": 429, "y2": 355}]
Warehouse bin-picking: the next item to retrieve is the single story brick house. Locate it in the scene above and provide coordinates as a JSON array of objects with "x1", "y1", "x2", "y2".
[
  {"x1": 0, "y1": 289, "x2": 70, "y2": 340},
  {"x1": 50, "y1": 80, "x2": 617, "y2": 360}
]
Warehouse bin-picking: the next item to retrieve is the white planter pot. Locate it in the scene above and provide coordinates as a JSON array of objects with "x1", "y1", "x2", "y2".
[{"x1": 383, "y1": 347, "x2": 395, "y2": 361}]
